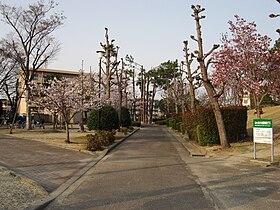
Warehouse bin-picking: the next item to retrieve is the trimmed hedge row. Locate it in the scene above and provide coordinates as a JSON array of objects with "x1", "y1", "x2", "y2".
[
  {"x1": 131, "y1": 121, "x2": 141, "y2": 127},
  {"x1": 167, "y1": 106, "x2": 248, "y2": 146}
]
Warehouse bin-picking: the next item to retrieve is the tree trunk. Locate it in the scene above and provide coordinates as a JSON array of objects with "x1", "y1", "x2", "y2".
[
  {"x1": 149, "y1": 84, "x2": 157, "y2": 123},
  {"x1": 205, "y1": 83, "x2": 230, "y2": 148},
  {"x1": 65, "y1": 120, "x2": 70, "y2": 143},
  {"x1": 192, "y1": 5, "x2": 230, "y2": 148},
  {"x1": 145, "y1": 75, "x2": 150, "y2": 123},
  {"x1": 25, "y1": 87, "x2": 32, "y2": 130},
  {"x1": 132, "y1": 68, "x2": 137, "y2": 121},
  {"x1": 117, "y1": 59, "x2": 123, "y2": 126},
  {"x1": 105, "y1": 28, "x2": 111, "y2": 100}
]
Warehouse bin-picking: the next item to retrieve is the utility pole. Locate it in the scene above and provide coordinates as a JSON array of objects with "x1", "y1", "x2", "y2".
[
  {"x1": 79, "y1": 60, "x2": 85, "y2": 132},
  {"x1": 140, "y1": 66, "x2": 145, "y2": 123}
]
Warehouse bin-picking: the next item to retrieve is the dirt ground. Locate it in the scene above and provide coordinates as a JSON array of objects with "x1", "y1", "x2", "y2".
[{"x1": 0, "y1": 125, "x2": 126, "y2": 155}]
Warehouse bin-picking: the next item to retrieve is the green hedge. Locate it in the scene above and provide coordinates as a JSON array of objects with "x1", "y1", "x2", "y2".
[
  {"x1": 120, "y1": 107, "x2": 132, "y2": 127},
  {"x1": 166, "y1": 116, "x2": 182, "y2": 130},
  {"x1": 182, "y1": 106, "x2": 247, "y2": 146},
  {"x1": 131, "y1": 121, "x2": 141, "y2": 127},
  {"x1": 87, "y1": 105, "x2": 119, "y2": 131}
]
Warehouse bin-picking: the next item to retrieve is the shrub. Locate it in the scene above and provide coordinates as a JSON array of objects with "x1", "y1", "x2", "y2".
[
  {"x1": 166, "y1": 116, "x2": 182, "y2": 130},
  {"x1": 222, "y1": 106, "x2": 248, "y2": 142},
  {"x1": 87, "y1": 105, "x2": 119, "y2": 131},
  {"x1": 155, "y1": 120, "x2": 166, "y2": 125},
  {"x1": 153, "y1": 118, "x2": 166, "y2": 125},
  {"x1": 120, "y1": 127, "x2": 128, "y2": 134},
  {"x1": 86, "y1": 130, "x2": 115, "y2": 151},
  {"x1": 182, "y1": 106, "x2": 247, "y2": 146},
  {"x1": 120, "y1": 107, "x2": 131, "y2": 127},
  {"x1": 86, "y1": 134, "x2": 103, "y2": 151},
  {"x1": 196, "y1": 125, "x2": 217, "y2": 146},
  {"x1": 128, "y1": 126, "x2": 134, "y2": 132},
  {"x1": 131, "y1": 121, "x2": 141, "y2": 127}
]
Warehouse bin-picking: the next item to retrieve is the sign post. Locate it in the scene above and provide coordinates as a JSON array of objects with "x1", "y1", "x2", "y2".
[{"x1": 253, "y1": 119, "x2": 274, "y2": 162}]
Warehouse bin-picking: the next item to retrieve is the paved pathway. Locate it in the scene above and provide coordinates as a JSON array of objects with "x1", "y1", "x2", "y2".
[
  {"x1": 46, "y1": 125, "x2": 214, "y2": 209},
  {"x1": 0, "y1": 135, "x2": 96, "y2": 192}
]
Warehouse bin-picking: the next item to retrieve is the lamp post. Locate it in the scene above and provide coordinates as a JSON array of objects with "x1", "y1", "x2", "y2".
[{"x1": 96, "y1": 50, "x2": 105, "y2": 130}]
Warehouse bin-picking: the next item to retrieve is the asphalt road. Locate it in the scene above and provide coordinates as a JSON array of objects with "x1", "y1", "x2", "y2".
[{"x1": 45, "y1": 125, "x2": 215, "y2": 210}]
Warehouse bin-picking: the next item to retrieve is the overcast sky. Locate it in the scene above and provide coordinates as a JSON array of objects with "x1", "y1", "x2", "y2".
[{"x1": 0, "y1": 0, "x2": 279, "y2": 73}]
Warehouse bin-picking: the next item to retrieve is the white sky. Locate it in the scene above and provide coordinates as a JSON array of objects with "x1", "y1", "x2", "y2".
[{"x1": 0, "y1": 0, "x2": 279, "y2": 74}]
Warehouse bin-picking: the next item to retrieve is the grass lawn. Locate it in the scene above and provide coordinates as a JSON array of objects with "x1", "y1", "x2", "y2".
[
  {"x1": 247, "y1": 105, "x2": 280, "y2": 140},
  {"x1": 206, "y1": 105, "x2": 280, "y2": 159}
]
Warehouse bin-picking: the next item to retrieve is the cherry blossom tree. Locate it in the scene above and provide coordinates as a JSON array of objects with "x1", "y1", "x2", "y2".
[
  {"x1": 30, "y1": 74, "x2": 104, "y2": 143},
  {"x1": 212, "y1": 15, "x2": 280, "y2": 118}
]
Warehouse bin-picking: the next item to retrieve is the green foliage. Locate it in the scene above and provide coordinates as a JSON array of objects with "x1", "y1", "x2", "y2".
[
  {"x1": 128, "y1": 126, "x2": 134, "y2": 132},
  {"x1": 120, "y1": 107, "x2": 131, "y2": 127},
  {"x1": 166, "y1": 116, "x2": 182, "y2": 130},
  {"x1": 183, "y1": 106, "x2": 248, "y2": 146},
  {"x1": 196, "y1": 125, "x2": 217, "y2": 146},
  {"x1": 131, "y1": 121, "x2": 141, "y2": 127},
  {"x1": 87, "y1": 105, "x2": 119, "y2": 131},
  {"x1": 156, "y1": 60, "x2": 179, "y2": 90},
  {"x1": 154, "y1": 119, "x2": 167, "y2": 125},
  {"x1": 222, "y1": 107, "x2": 248, "y2": 142},
  {"x1": 86, "y1": 131, "x2": 115, "y2": 151}
]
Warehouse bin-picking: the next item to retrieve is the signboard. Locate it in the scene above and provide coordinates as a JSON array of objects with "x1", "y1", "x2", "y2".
[
  {"x1": 253, "y1": 119, "x2": 273, "y2": 144},
  {"x1": 253, "y1": 119, "x2": 274, "y2": 162}
]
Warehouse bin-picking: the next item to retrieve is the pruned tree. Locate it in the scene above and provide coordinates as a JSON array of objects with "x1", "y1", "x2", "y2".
[
  {"x1": 269, "y1": 0, "x2": 280, "y2": 35},
  {"x1": 212, "y1": 15, "x2": 280, "y2": 118},
  {"x1": 183, "y1": 40, "x2": 202, "y2": 112},
  {"x1": 0, "y1": 0, "x2": 65, "y2": 129},
  {"x1": 190, "y1": 5, "x2": 230, "y2": 149},
  {"x1": 100, "y1": 28, "x2": 119, "y2": 100}
]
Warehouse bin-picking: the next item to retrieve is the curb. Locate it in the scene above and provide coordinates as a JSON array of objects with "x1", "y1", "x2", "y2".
[
  {"x1": 25, "y1": 128, "x2": 140, "y2": 210},
  {"x1": 250, "y1": 159, "x2": 280, "y2": 167},
  {"x1": 164, "y1": 126, "x2": 206, "y2": 157}
]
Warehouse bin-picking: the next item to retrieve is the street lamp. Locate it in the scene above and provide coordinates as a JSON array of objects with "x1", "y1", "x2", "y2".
[{"x1": 96, "y1": 50, "x2": 105, "y2": 130}]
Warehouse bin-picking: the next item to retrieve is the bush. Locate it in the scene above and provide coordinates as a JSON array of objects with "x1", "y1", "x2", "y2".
[
  {"x1": 120, "y1": 107, "x2": 131, "y2": 127},
  {"x1": 155, "y1": 120, "x2": 166, "y2": 125},
  {"x1": 222, "y1": 106, "x2": 248, "y2": 142},
  {"x1": 128, "y1": 126, "x2": 134, "y2": 132},
  {"x1": 131, "y1": 121, "x2": 141, "y2": 127},
  {"x1": 166, "y1": 116, "x2": 182, "y2": 130},
  {"x1": 182, "y1": 106, "x2": 247, "y2": 146},
  {"x1": 86, "y1": 130, "x2": 115, "y2": 151},
  {"x1": 87, "y1": 105, "x2": 119, "y2": 131},
  {"x1": 120, "y1": 127, "x2": 128, "y2": 134}
]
